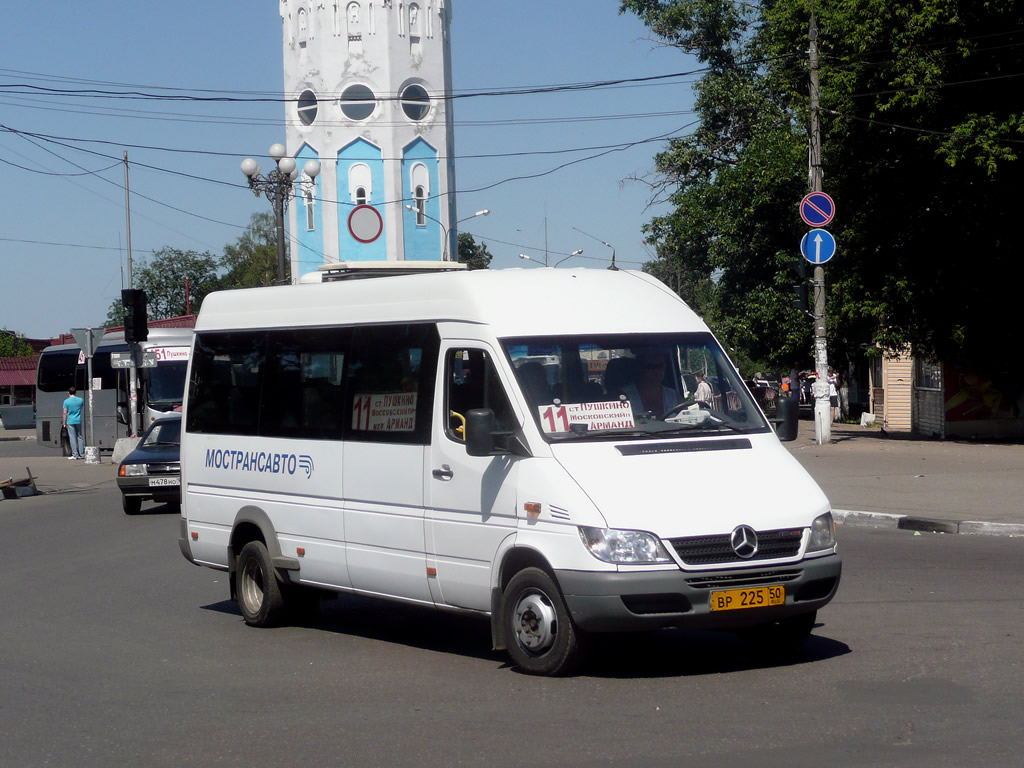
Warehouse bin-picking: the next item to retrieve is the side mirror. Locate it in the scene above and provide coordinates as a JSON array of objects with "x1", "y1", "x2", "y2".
[
  {"x1": 116, "y1": 406, "x2": 130, "y2": 426},
  {"x1": 465, "y1": 408, "x2": 532, "y2": 458},
  {"x1": 773, "y1": 395, "x2": 799, "y2": 441},
  {"x1": 465, "y1": 408, "x2": 497, "y2": 457}
]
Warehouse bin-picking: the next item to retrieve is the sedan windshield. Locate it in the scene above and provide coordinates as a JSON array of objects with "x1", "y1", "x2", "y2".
[
  {"x1": 502, "y1": 333, "x2": 769, "y2": 441},
  {"x1": 143, "y1": 419, "x2": 181, "y2": 447}
]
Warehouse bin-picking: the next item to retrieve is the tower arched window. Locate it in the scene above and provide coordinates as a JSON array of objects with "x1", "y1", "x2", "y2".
[
  {"x1": 304, "y1": 190, "x2": 316, "y2": 231},
  {"x1": 297, "y1": 8, "x2": 308, "y2": 47},
  {"x1": 414, "y1": 185, "x2": 426, "y2": 226},
  {"x1": 411, "y1": 163, "x2": 430, "y2": 226},
  {"x1": 348, "y1": 163, "x2": 373, "y2": 205}
]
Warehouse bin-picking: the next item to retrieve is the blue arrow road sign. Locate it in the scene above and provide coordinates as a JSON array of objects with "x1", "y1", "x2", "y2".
[
  {"x1": 801, "y1": 229, "x2": 837, "y2": 265},
  {"x1": 800, "y1": 192, "x2": 835, "y2": 227}
]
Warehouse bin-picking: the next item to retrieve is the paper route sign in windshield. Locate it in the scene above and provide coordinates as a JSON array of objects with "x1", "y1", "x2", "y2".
[{"x1": 539, "y1": 400, "x2": 635, "y2": 433}]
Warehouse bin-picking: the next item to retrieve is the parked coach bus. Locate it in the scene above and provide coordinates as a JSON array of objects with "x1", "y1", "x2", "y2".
[
  {"x1": 178, "y1": 263, "x2": 841, "y2": 676},
  {"x1": 36, "y1": 327, "x2": 193, "y2": 452}
]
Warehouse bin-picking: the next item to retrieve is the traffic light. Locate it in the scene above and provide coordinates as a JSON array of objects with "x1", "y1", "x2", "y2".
[
  {"x1": 792, "y1": 283, "x2": 809, "y2": 312},
  {"x1": 785, "y1": 259, "x2": 809, "y2": 313},
  {"x1": 122, "y1": 289, "x2": 149, "y2": 343}
]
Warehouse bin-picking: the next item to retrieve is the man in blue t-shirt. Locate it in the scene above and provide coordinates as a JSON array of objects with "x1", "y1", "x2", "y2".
[{"x1": 63, "y1": 387, "x2": 85, "y2": 460}]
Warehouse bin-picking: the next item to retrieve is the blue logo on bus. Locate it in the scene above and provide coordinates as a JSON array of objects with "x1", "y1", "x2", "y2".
[{"x1": 205, "y1": 449, "x2": 314, "y2": 479}]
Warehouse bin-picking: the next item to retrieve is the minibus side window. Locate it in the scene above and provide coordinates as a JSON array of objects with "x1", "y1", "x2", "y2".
[
  {"x1": 187, "y1": 331, "x2": 267, "y2": 436},
  {"x1": 445, "y1": 348, "x2": 516, "y2": 442},
  {"x1": 260, "y1": 328, "x2": 349, "y2": 440},
  {"x1": 345, "y1": 323, "x2": 439, "y2": 445}
]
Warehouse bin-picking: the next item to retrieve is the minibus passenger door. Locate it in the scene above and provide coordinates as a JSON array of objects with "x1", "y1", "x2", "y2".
[{"x1": 426, "y1": 345, "x2": 521, "y2": 611}]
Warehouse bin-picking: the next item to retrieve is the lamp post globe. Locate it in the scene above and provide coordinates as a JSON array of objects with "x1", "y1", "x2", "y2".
[
  {"x1": 268, "y1": 143, "x2": 287, "y2": 162},
  {"x1": 240, "y1": 158, "x2": 260, "y2": 178}
]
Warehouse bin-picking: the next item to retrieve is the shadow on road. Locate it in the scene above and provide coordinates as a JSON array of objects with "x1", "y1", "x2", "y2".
[{"x1": 201, "y1": 593, "x2": 850, "y2": 676}]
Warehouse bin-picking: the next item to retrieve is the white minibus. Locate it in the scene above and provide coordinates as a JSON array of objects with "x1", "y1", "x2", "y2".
[{"x1": 179, "y1": 265, "x2": 840, "y2": 675}]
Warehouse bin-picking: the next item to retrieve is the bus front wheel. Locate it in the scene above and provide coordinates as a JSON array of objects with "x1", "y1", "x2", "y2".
[
  {"x1": 501, "y1": 567, "x2": 585, "y2": 676},
  {"x1": 236, "y1": 540, "x2": 287, "y2": 628}
]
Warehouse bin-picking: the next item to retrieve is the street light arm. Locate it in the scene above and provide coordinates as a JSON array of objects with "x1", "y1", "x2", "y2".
[
  {"x1": 405, "y1": 204, "x2": 451, "y2": 260},
  {"x1": 553, "y1": 248, "x2": 584, "y2": 268}
]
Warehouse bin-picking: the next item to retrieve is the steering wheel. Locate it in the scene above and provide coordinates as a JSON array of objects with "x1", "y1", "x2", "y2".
[{"x1": 663, "y1": 400, "x2": 706, "y2": 420}]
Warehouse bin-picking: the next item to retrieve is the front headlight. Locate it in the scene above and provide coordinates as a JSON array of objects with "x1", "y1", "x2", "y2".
[
  {"x1": 579, "y1": 526, "x2": 672, "y2": 564},
  {"x1": 807, "y1": 512, "x2": 837, "y2": 552},
  {"x1": 123, "y1": 464, "x2": 148, "y2": 477}
]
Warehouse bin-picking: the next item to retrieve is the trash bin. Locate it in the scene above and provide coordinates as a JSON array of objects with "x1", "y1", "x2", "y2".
[{"x1": 775, "y1": 394, "x2": 799, "y2": 442}]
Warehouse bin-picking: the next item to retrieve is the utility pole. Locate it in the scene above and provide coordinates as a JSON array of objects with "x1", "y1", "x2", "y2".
[
  {"x1": 123, "y1": 152, "x2": 140, "y2": 437},
  {"x1": 809, "y1": 11, "x2": 831, "y2": 444}
]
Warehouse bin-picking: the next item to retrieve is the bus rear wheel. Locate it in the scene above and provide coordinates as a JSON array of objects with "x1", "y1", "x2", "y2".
[{"x1": 236, "y1": 540, "x2": 287, "y2": 628}]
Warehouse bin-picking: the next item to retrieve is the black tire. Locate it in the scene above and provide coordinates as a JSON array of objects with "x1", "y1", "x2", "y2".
[
  {"x1": 122, "y1": 494, "x2": 142, "y2": 515},
  {"x1": 739, "y1": 610, "x2": 816, "y2": 656},
  {"x1": 236, "y1": 540, "x2": 287, "y2": 628},
  {"x1": 501, "y1": 567, "x2": 584, "y2": 676}
]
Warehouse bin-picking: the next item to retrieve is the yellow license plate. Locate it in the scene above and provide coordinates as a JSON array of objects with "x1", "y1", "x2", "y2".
[{"x1": 709, "y1": 585, "x2": 785, "y2": 611}]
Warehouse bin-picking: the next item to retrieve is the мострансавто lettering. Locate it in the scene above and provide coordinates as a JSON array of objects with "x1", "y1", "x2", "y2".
[{"x1": 206, "y1": 448, "x2": 298, "y2": 475}]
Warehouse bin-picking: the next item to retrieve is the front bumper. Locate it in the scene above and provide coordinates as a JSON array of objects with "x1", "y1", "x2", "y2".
[
  {"x1": 555, "y1": 553, "x2": 841, "y2": 633},
  {"x1": 116, "y1": 475, "x2": 181, "y2": 503}
]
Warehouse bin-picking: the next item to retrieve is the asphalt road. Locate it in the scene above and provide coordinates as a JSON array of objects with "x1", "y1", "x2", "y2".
[{"x1": 2, "y1": 483, "x2": 1023, "y2": 767}]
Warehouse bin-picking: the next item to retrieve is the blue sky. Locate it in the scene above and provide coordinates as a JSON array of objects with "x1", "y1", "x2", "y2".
[{"x1": 0, "y1": 1, "x2": 696, "y2": 339}]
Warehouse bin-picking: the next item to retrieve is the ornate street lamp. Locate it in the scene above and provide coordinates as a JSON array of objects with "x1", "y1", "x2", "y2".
[{"x1": 241, "y1": 144, "x2": 320, "y2": 284}]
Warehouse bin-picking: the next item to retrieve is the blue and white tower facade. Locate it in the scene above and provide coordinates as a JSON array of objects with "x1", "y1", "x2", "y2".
[{"x1": 279, "y1": 0, "x2": 457, "y2": 276}]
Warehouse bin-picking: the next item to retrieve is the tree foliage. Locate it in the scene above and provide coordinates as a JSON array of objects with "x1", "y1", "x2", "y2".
[
  {"x1": 104, "y1": 247, "x2": 220, "y2": 326},
  {"x1": 457, "y1": 233, "x2": 494, "y2": 270},
  {"x1": 220, "y1": 212, "x2": 282, "y2": 289},
  {"x1": 621, "y1": 0, "x2": 1024, "y2": 378},
  {"x1": 0, "y1": 330, "x2": 33, "y2": 357},
  {"x1": 103, "y1": 213, "x2": 288, "y2": 327}
]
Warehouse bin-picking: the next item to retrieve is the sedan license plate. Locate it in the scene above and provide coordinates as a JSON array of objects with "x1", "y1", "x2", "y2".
[
  {"x1": 709, "y1": 585, "x2": 784, "y2": 611},
  {"x1": 148, "y1": 477, "x2": 180, "y2": 487}
]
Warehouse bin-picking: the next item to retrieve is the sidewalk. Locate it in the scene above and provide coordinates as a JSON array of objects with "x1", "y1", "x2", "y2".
[
  {"x1": 785, "y1": 418, "x2": 1024, "y2": 536},
  {"x1": 0, "y1": 429, "x2": 116, "y2": 496}
]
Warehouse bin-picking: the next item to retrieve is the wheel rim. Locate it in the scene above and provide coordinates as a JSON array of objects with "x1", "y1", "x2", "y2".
[
  {"x1": 511, "y1": 590, "x2": 557, "y2": 654},
  {"x1": 240, "y1": 558, "x2": 265, "y2": 616}
]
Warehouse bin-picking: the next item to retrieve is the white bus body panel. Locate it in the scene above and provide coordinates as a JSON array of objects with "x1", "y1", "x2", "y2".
[{"x1": 180, "y1": 268, "x2": 839, "y2": 631}]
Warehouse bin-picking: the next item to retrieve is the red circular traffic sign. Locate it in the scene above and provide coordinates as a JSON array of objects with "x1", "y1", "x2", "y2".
[
  {"x1": 348, "y1": 205, "x2": 384, "y2": 243},
  {"x1": 799, "y1": 192, "x2": 835, "y2": 227}
]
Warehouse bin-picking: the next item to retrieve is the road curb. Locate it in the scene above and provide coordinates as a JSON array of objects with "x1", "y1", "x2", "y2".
[{"x1": 833, "y1": 508, "x2": 1022, "y2": 537}]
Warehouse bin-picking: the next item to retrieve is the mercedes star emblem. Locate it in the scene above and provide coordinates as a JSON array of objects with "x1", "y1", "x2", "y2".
[{"x1": 730, "y1": 525, "x2": 759, "y2": 559}]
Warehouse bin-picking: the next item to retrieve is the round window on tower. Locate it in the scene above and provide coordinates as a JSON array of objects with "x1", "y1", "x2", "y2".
[
  {"x1": 297, "y1": 90, "x2": 318, "y2": 126},
  {"x1": 401, "y1": 84, "x2": 431, "y2": 121},
  {"x1": 340, "y1": 84, "x2": 377, "y2": 121}
]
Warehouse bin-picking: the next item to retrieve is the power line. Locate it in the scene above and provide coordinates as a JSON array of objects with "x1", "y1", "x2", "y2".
[{"x1": 822, "y1": 108, "x2": 1024, "y2": 144}]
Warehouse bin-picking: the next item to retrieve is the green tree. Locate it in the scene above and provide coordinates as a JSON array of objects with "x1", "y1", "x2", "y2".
[
  {"x1": 105, "y1": 247, "x2": 220, "y2": 325},
  {"x1": 621, "y1": 0, "x2": 1024, "y2": 379},
  {"x1": 220, "y1": 212, "x2": 283, "y2": 289},
  {"x1": 457, "y1": 233, "x2": 494, "y2": 270},
  {"x1": 0, "y1": 330, "x2": 33, "y2": 357}
]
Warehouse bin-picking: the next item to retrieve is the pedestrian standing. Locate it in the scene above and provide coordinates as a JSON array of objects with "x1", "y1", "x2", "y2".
[
  {"x1": 63, "y1": 387, "x2": 85, "y2": 460},
  {"x1": 828, "y1": 373, "x2": 839, "y2": 423}
]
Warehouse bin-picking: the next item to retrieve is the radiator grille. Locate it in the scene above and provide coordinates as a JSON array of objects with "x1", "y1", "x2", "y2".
[
  {"x1": 686, "y1": 569, "x2": 803, "y2": 590},
  {"x1": 669, "y1": 528, "x2": 803, "y2": 565}
]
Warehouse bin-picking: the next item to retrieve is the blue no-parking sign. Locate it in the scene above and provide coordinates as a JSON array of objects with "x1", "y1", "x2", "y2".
[
  {"x1": 801, "y1": 229, "x2": 837, "y2": 265},
  {"x1": 800, "y1": 192, "x2": 835, "y2": 227}
]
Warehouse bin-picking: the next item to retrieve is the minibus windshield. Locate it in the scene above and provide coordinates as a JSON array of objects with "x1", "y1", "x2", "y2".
[{"x1": 503, "y1": 333, "x2": 770, "y2": 440}]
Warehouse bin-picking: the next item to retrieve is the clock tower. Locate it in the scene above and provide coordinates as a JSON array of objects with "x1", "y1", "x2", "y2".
[{"x1": 279, "y1": 0, "x2": 457, "y2": 277}]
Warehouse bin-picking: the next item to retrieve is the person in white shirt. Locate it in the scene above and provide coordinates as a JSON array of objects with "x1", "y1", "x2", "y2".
[{"x1": 694, "y1": 372, "x2": 714, "y2": 406}]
